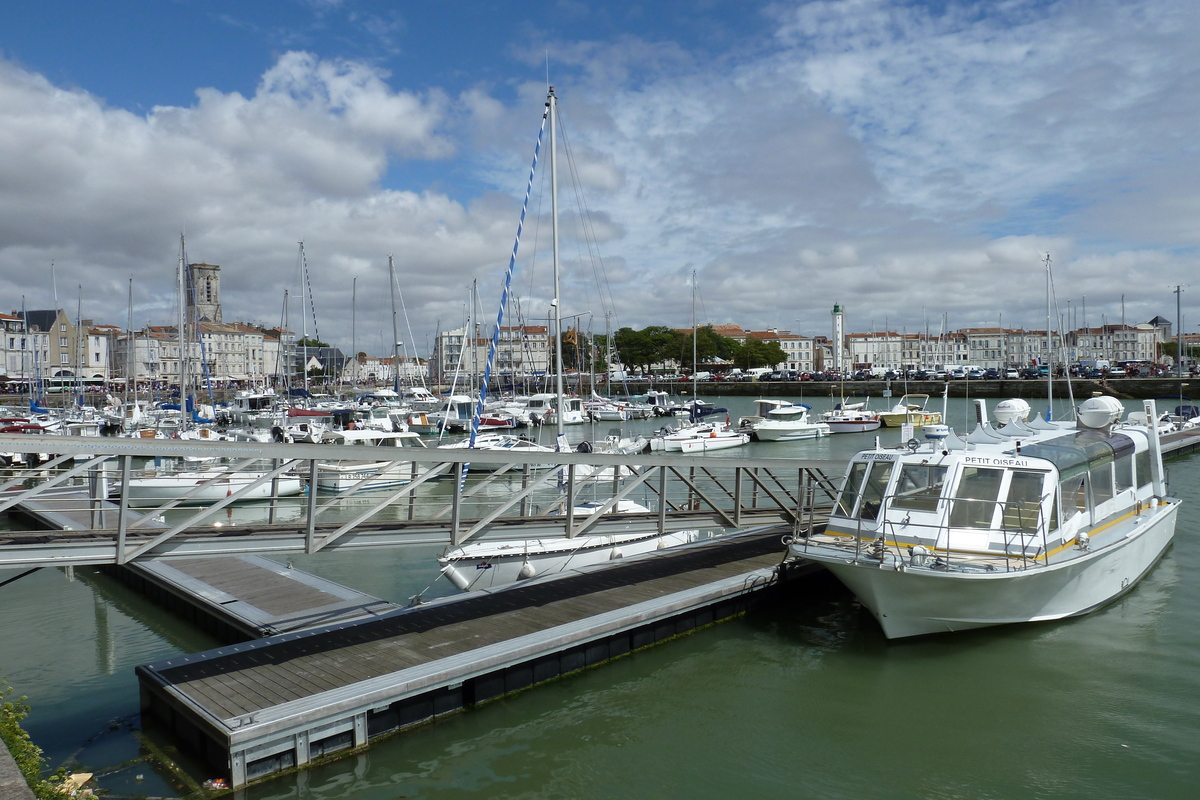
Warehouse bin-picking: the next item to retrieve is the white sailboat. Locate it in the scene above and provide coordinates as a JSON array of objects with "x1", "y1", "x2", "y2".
[
  {"x1": 648, "y1": 273, "x2": 748, "y2": 453},
  {"x1": 438, "y1": 87, "x2": 698, "y2": 590}
]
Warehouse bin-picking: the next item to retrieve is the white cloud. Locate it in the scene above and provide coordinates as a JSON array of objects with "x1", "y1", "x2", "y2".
[{"x1": 1, "y1": 1, "x2": 1197, "y2": 361}]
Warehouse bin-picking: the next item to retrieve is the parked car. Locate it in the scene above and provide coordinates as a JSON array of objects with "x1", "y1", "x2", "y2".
[
  {"x1": 1004, "y1": 368, "x2": 1020, "y2": 379},
  {"x1": 983, "y1": 368, "x2": 1000, "y2": 379}
]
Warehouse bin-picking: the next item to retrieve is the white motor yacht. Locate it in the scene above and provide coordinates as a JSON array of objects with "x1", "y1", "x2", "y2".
[{"x1": 787, "y1": 397, "x2": 1180, "y2": 639}]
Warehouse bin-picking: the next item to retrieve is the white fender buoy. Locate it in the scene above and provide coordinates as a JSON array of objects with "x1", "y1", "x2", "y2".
[
  {"x1": 518, "y1": 559, "x2": 537, "y2": 579},
  {"x1": 609, "y1": 547, "x2": 624, "y2": 560},
  {"x1": 440, "y1": 563, "x2": 471, "y2": 591}
]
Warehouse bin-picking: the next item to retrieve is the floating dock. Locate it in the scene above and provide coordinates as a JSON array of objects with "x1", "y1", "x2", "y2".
[
  {"x1": 136, "y1": 529, "x2": 797, "y2": 788},
  {"x1": 111, "y1": 555, "x2": 399, "y2": 641}
]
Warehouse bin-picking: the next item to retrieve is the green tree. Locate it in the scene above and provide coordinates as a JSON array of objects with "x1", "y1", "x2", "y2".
[{"x1": 733, "y1": 338, "x2": 787, "y2": 369}]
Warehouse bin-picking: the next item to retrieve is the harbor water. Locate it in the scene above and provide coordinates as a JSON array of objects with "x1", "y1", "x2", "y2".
[{"x1": 1, "y1": 393, "x2": 1198, "y2": 798}]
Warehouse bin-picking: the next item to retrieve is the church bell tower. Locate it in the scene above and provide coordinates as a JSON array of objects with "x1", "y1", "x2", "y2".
[{"x1": 188, "y1": 262, "x2": 222, "y2": 323}]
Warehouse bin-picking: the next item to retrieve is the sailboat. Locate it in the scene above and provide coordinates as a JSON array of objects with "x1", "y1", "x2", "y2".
[
  {"x1": 648, "y1": 272, "x2": 748, "y2": 453},
  {"x1": 437, "y1": 87, "x2": 694, "y2": 590}
]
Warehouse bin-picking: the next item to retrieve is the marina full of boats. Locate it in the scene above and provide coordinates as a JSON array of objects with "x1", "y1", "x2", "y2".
[{"x1": 2, "y1": 388, "x2": 1197, "y2": 634}]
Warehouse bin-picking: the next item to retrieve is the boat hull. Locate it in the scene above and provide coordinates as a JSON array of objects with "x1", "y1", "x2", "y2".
[
  {"x1": 677, "y1": 433, "x2": 750, "y2": 452},
  {"x1": 440, "y1": 530, "x2": 700, "y2": 591},
  {"x1": 124, "y1": 472, "x2": 306, "y2": 507},
  {"x1": 315, "y1": 461, "x2": 414, "y2": 491},
  {"x1": 824, "y1": 419, "x2": 881, "y2": 434},
  {"x1": 803, "y1": 500, "x2": 1179, "y2": 639},
  {"x1": 753, "y1": 424, "x2": 830, "y2": 441}
]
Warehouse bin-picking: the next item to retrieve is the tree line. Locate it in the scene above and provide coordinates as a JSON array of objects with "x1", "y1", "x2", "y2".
[{"x1": 610, "y1": 326, "x2": 788, "y2": 373}]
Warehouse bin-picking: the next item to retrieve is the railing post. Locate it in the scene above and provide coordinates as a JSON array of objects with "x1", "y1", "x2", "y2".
[
  {"x1": 450, "y1": 463, "x2": 463, "y2": 546},
  {"x1": 305, "y1": 459, "x2": 319, "y2": 553},
  {"x1": 565, "y1": 464, "x2": 577, "y2": 537},
  {"x1": 657, "y1": 466, "x2": 667, "y2": 536},
  {"x1": 268, "y1": 458, "x2": 280, "y2": 524},
  {"x1": 115, "y1": 455, "x2": 131, "y2": 564},
  {"x1": 520, "y1": 462, "x2": 530, "y2": 517},
  {"x1": 88, "y1": 460, "x2": 106, "y2": 530},
  {"x1": 733, "y1": 467, "x2": 742, "y2": 527},
  {"x1": 408, "y1": 461, "x2": 418, "y2": 521}
]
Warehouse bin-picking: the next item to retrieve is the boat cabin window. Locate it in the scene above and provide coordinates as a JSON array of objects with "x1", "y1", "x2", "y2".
[
  {"x1": 1090, "y1": 462, "x2": 1114, "y2": 505},
  {"x1": 1135, "y1": 450, "x2": 1151, "y2": 490},
  {"x1": 1060, "y1": 474, "x2": 1087, "y2": 520},
  {"x1": 891, "y1": 464, "x2": 948, "y2": 512},
  {"x1": 949, "y1": 467, "x2": 1005, "y2": 529},
  {"x1": 1114, "y1": 453, "x2": 1133, "y2": 492},
  {"x1": 1003, "y1": 470, "x2": 1047, "y2": 534},
  {"x1": 834, "y1": 460, "x2": 894, "y2": 521},
  {"x1": 834, "y1": 462, "x2": 868, "y2": 518},
  {"x1": 859, "y1": 462, "x2": 894, "y2": 521}
]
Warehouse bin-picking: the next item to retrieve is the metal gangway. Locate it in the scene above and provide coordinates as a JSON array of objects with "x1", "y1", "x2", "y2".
[{"x1": 0, "y1": 433, "x2": 843, "y2": 569}]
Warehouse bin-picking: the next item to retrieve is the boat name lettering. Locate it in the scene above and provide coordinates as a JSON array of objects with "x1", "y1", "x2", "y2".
[
  {"x1": 859, "y1": 453, "x2": 897, "y2": 462},
  {"x1": 963, "y1": 456, "x2": 1030, "y2": 467}
]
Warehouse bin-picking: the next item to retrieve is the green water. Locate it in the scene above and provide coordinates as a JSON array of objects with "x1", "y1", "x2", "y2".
[{"x1": 2, "y1": 395, "x2": 1198, "y2": 798}]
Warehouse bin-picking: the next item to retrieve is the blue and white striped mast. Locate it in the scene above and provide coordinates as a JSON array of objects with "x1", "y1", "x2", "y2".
[
  {"x1": 463, "y1": 90, "x2": 552, "y2": 475},
  {"x1": 549, "y1": 87, "x2": 566, "y2": 444}
]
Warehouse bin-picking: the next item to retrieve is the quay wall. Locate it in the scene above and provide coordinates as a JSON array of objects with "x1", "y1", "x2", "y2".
[{"x1": 636, "y1": 377, "x2": 1198, "y2": 401}]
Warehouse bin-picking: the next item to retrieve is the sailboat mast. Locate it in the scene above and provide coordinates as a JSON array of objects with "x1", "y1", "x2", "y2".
[
  {"x1": 549, "y1": 86, "x2": 565, "y2": 437},
  {"x1": 126, "y1": 279, "x2": 133, "y2": 406},
  {"x1": 691, "y1": 271, "x2": 698, "y2": 399},
  {"x1": 177, "y1": 235, "x2": 188, "y2": 407},
  {"x1": 389, "y1": 256, "x2": 400, "y2": 392},
  {"x1": 298, "y1": 242, "x2": 310, "y2": 395},
  {"x1": 351, "y1": 274, "x2": 357, "y2": 391},
  {"x1": 1044, "y1": 253, "x2": 1054, "y2": 417}
]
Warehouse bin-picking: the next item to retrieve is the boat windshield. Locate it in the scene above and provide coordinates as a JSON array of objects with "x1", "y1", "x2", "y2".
[
  {"x1": 891, "y1": 464, "x2": 949, "y2": 512},
  {"x1": 834, "y1": 459, "x2": 895, "y2": 521}
]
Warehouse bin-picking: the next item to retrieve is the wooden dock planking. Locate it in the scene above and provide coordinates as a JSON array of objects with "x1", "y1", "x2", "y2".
[
  {"x1": 148, "y1": 534, "x2": 784, "y2": 721},
  {"x1": 118, "y1": 554, "x2": 399, "y2": 639}
]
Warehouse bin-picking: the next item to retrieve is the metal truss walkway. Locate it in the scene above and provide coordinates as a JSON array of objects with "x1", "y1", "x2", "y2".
[{"x1": 0, "y1": 434, "x2": 841, "y2": 568}]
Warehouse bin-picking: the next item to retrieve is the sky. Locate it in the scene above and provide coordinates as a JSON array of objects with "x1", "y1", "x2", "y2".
[{"x1": 1, "y1": 0, "x2": 1197, "y2": 362}]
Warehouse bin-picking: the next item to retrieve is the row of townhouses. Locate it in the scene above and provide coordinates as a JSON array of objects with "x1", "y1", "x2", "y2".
[
  {"x1": 1, "y1": 275, "x2": 1187, "y2": 389},
  {"x1": 429, "y1": 311, "x2": 1185, "y2": 382}
]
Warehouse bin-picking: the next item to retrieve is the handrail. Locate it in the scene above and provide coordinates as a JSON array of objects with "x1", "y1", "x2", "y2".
[{"x1": 0, "y1": 433, "x2": 841, "y2": 567}]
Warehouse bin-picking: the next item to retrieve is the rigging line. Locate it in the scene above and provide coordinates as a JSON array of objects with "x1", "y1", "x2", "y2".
[
  {"x1": 556, "y1": 109, "x2": 620, "y2": 326},
  {"x1": 391, "y1": 264, "x2": 425, "y2": 389},
  {"x1": 300, "y1": 243, "x2": 321, "y2": 345},
  {"x1": 1045, "y1": 256, "x2": 1076, "y2": 416},
  {"x1": 469, "y1": 101, "x2": 550, "y2": 457}
]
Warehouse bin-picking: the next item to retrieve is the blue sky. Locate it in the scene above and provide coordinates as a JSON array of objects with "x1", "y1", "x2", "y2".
[{"x1": 1, "y1": 0, "x2": 1196, "y2": 358}]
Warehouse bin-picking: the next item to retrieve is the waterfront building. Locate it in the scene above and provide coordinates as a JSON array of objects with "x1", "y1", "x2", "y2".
[{"x1": 431, "y1": 324, "x2": 549, "y2": 387}]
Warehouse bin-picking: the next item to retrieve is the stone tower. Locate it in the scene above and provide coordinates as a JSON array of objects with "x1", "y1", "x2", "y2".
[{"x1": 188, "y1": 262, "x2": 222, "y2": 323}]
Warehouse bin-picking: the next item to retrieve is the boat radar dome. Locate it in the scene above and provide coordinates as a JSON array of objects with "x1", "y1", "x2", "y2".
[
  {"x1": 1077, "y1": 395, "x2": 1123, "y2": 429},
  {"x1": 993, "y1": 398, "x2": 1032, "y2": 426},
  {"x1": 924, "y1": 424, "x2": 950, "y2": 441}
]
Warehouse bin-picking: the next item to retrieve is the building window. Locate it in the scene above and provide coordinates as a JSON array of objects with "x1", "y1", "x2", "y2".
[{"x1": 60, "y1": 337, "x2": 68, "y2": 347}]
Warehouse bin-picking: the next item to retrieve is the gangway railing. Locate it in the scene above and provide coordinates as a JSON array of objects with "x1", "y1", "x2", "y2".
[{"x1": 0, "y1": 433, "x2": 842, "y2": 568}]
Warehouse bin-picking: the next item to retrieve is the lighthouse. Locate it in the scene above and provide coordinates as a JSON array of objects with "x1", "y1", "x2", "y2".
[{"x1": 832, "y1": 302, "x2": 845, "y2": 374}]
